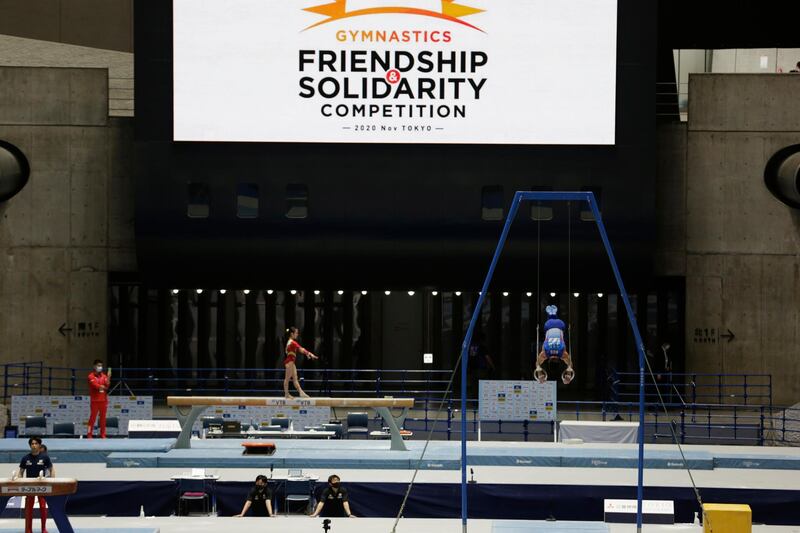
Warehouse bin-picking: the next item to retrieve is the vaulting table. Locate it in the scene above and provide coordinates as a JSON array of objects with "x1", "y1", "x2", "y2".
[
  {"x1": 167, "y1": 396, "x2": 415, "y2": 451},
  {"x1": 0, "y1": 477, "x2": 78, "y2": 533}
]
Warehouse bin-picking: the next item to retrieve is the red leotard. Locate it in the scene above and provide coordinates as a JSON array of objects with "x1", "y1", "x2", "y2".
[{"x1": 284, "y1": 339, "x2": 305, "y2": 366}]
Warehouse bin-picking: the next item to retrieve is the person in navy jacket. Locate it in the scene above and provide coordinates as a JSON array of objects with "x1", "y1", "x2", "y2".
[{"x1": 18, "y1": 436, "x2": 54, "y2": 533}]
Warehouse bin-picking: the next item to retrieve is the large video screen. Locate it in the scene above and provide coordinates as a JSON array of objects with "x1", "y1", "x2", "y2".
[{"x1": 173, "y1": 0, "x2": 618, "y2": 144}]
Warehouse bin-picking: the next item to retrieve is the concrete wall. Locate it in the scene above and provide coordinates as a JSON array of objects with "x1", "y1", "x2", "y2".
[
  {"x1": 0, "y1": 66, "x2": 135, "y2": 370},
  {"x1": 0, "y1": 34, "x2": 134, "y2": 117},
  {"x1": 678, "y1": 74, "x2": 800, "y2": 406},
  {"x1": 0, "y1": 0, "x2": 133, "y2": 53}
]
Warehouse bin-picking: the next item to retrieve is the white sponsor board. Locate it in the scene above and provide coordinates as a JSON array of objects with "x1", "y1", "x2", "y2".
[
  {"x1": 127, "y1": 419, "x2": 181, "y2": 432},
  {"x1": 478, "y1": 380, "x2": 556, "y2": 422},
  {"x1": 604, "y1": 500, "x2": 674, "y2": 514},
  {"x1": 174, "y1": 0, "x2": 617, "y2": 144},
  {"x1": 604, "y1": 499, "x2": 675, "y2": 524},
  {"x1": 11, "y1": 395, "x2": 153, "y2": 436},
  {"x1": 1, "y1": 486, "x2": 52, "y2": 494}
]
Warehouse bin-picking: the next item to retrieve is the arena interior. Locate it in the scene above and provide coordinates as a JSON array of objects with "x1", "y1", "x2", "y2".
[{"x1": 1, "y1": 1, "x2": 800, "y2": 532}]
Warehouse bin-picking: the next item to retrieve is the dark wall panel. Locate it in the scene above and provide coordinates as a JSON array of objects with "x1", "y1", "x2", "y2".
[{"x1": 0, "y1": 0, "x2": 133, "y2": 52}]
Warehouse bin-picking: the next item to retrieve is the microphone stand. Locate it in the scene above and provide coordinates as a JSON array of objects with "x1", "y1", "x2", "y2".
[{"x1": 108, "y1": 351, "x2": 134, "y2": 396}]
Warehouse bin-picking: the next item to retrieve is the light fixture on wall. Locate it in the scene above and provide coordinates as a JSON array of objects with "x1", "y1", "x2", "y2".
[
  {"x1": 431, "y1": 291, "x2": 439, "y2": 296},
  {"x1": 502, "y1": 292, "x2": 509, "y2": 297},
  {"x1": 171, "y1": 289, "x2": 180, "y2": 295},
  {"x1": 290, "y1": 289, "x2": 297, "y2": 295},
  {"x1": 764, "y1": 144, "x2": 800, "y2": 208},
  {"x1": 196, "y1": 289, "x2": 203, "y2": 294},
  {"x1": 549, "y1": 292, "x2": 556, "y2": 298},
  {"x1": 338, "y1": 290, "x2": 344, "y2": 295},
  {"x1": 243, "y1": 289, "x2": 250, "y2": 295},
  {"x1": 573, "y1": 292, "x2": 580, "y2": 298},
  {"x1": 526, "y1": 292, "x2": 532, "y2": 297},
  {"x1": 220, "y1": 289, "x2": 227, "y2": 294},
  {"x1": 597, "y1": 292, "x2": 604, "y2": 298},
  {"x1": 267, "y1": 289, "x2": 274, "y2": 295},
  {"x1": 455, "y1": 291, "x2": 462, "y2": 296},
  {"x1": 408, "y1": 291, "x2": 415, "y2": 296},
  {"x1": 361, "y1": 290, "x2": 368, "y2": 295},
  {"x1": 314, "y1": 290, "x2": 320, "y2": 295},
  {"x1": 384, "y1": 290, "x2": 391, "y2": 296}
]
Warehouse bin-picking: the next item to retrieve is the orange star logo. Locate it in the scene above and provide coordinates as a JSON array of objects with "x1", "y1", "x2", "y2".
[{"x1": 303, "y1": 0, "x2": 485, "y2": 31}]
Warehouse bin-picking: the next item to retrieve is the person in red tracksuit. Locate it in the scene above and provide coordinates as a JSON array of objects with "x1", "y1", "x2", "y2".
[{"x1": 87, "y1": 359, "x2": 110, "y2": 438}]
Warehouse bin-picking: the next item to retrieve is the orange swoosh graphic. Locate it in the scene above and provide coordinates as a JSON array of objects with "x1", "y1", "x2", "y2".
[{"x1": 303, "y1": 7, "x2": 485, "y2": 32}]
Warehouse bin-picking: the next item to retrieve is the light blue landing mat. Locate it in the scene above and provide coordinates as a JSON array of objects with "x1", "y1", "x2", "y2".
[{"x1": 492, "y1": 521, "x2": 609, "y2": 532}]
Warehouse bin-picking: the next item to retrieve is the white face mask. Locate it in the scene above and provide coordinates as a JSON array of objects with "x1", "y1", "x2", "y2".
[{"x1": 95, "y1": 366, "x2": 103, "y2": 372}]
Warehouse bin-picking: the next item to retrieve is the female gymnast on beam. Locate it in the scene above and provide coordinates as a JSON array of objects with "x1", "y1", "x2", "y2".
[
  {"x1": 534, "y1": 305, "x2": 575, "y2": 385},
  {"x1": 284, "y1": 326, "x2": 319, "y2": 398}
]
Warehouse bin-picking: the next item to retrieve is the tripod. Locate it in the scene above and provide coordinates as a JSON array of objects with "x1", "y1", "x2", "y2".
[{"x1": 108, "y1": 351, "x2": 135, "y2": 396}]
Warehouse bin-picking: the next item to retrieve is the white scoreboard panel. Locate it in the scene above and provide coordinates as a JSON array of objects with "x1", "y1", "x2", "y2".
[{"x1": 478, "y1": 380, "x2": 556, "y2": 422}]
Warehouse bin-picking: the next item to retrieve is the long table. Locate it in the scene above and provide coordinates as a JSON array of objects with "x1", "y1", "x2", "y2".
[
  {"x1": 167, "y1": 396, "x2": 415, "y2": 451},
  {"x1": 207, "y1": 429, "x2": 336, "y2": 439}
]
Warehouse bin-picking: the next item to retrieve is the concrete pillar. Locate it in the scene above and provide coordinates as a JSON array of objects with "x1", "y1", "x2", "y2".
[{"x1": 0, "y1": 66, "x2": 134, "y2": 377}]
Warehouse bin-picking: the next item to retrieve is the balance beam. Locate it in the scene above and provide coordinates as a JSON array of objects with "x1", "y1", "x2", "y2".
[{"x1": 167, "y1": 396, "x2": 415, "y2": 451}]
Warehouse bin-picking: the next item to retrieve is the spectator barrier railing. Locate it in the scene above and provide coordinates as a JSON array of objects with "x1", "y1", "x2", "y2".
[
  {"x1": 608, "y1": 370, "x2": 772, "y2": 408},
  {"x1": 2, "y1": 363, "x2": 796, "y2": 446}
]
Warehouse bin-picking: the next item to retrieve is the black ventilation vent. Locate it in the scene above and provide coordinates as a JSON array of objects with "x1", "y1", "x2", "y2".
[
  {"x1": 765, "y1": 144, "x2": 800, "y2": 209},
  {"x1": 0, "y1": 140, "x2": 30, "y2": 202}
]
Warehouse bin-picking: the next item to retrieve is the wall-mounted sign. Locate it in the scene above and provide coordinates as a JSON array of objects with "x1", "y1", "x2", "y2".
[
  {"x1": 58, "y1": 321, "x2": 101, "y2": 338},
  {"x1": 174, "y1": 0, "x2": 618, "y2": 144}
]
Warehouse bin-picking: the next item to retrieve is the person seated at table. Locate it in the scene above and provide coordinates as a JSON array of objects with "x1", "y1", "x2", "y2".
[
  {"x1": 234, "y1": 475, "x2": 274, "y2": 517},
  {"x1": 310, "y1": 475, "x2": 355, "y2": 518},
  {"x1": 17, "y1": 436, "x2": 54, "y2": 533}
]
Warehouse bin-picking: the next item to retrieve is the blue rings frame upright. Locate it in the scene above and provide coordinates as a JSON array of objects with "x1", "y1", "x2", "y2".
[{"x1": 459, "y1": 191, "x2": 648, "y2": 532}]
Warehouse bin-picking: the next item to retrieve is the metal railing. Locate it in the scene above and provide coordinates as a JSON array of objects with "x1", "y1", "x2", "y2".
[
  {"x1": 2, "y1": 362, "x2": 46, "y2": 402},
  {"x1": 406, "y1": 399, "x2": 800, "y2": 446},
  {"x1": 1, "y1": 364, "x2": 454, "y2": 403},
  {"x1": 609, "y1": 370, "x2": 772, "y2": 408},
  {"x1": 3, "y1": 362, "x2": 797, "y2": 446}
]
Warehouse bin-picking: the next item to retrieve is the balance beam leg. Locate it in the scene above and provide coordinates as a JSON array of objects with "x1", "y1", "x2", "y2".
[
  {"x1": 172, "y1": 405, "x2": 208, "y2": 449},
  {"x1": 375, "y1": 406, "x2": 409, "y2": 451}
]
